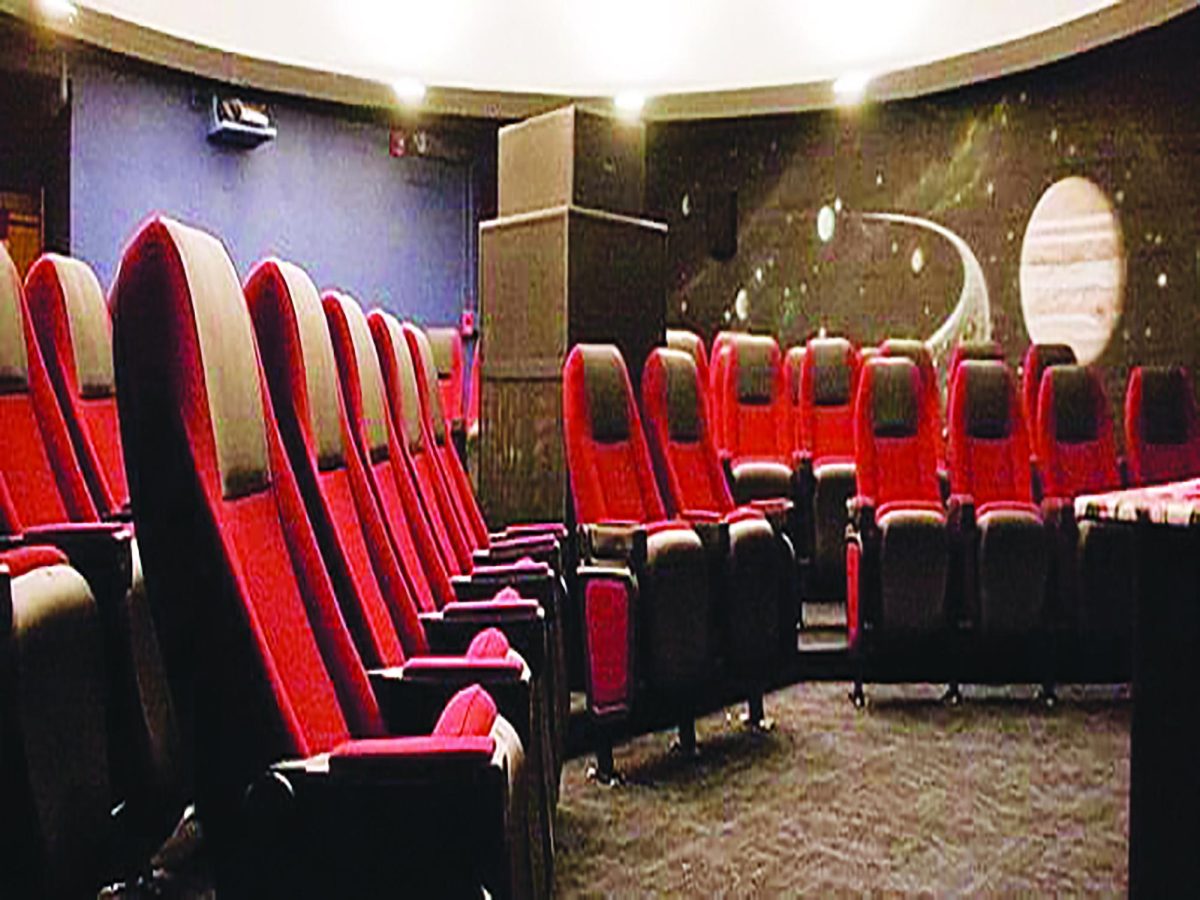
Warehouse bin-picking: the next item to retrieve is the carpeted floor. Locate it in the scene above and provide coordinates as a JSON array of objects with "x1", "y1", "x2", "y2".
[{"x1": 554, "y1": 682, "x2": 1129, "y2": 895}]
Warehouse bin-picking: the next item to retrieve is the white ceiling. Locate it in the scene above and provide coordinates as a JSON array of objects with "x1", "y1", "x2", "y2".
[{"x1": 77, "y1": 0, "x2": 1125, "y2": 95}]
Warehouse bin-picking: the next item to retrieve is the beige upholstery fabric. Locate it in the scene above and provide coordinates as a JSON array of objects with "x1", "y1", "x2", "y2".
[
  {"x1": 379, "y1": 311, "x2": 426, "y2": 452},
  {"x1": 0, "y1": 243, "x2": 30, "y2": 392},
  {"x1": 49, "y1": 255, "x2": 115, "y2": 398},
  {"x1": 410, "y1": 325, "x2": 448, "y2": 441},
  {"x1": 666, "y1": 328, "x2": 703, "y2": 359},
  {"x1": 163, "y1": 219, "x2": 270, "y2": 499},
  {"x1": 334, "y1": 293, "x2": 390, "y2": 461},
  {"x1": 9, "y1": 563, "x2": 112, "y2": 890},
  {"x1": 277, "y1": 262, "x2": 344, "y2": 471},
  {"x1": 426, "y1": 326, "x2": 457, "y2": 376}
]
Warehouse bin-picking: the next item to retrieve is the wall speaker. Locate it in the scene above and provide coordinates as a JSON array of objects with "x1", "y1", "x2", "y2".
[{"x1": 708, "y1": 190, "x2": 738, "y2": 261}]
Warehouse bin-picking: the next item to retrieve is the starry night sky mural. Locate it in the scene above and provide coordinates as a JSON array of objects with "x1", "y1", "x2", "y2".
[{"x1": 646, "y1": 9, "x2": 1200, "y2": 439}]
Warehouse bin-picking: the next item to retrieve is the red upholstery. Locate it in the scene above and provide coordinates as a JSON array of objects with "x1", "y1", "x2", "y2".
[
  {"x1": 244, "y1": 259, "x2": 430, "y2": 663},
  {"x1": 854, "y1": 358, "x2": 942, "y2": 511},
  {"x1": 879, "y1": 338, "x2": 944, "y2": 464},
  {"x1": 324, "y1": 294, "x2": 461, "y2": 604},
  {"x1": 640, "y1": 348, "x2": 735, "y2": 518},
  {"x1": 563, "y1": 345, "x2": 666, "y2": 525},
  {"x1": 0, "y1": 543, "x2": 69, "y2": 576},
  {"x1": 1124, "y1": 366, "x2": 1200, "y2": 486},
  {"x1": 466, "y1": 343, "x2": 480, "y2": 439},
  {"x1": 1035, "y1": 365, "x2": 1121, "y2": 499},
  {"x1": 718, "y1": 334, "x2": 792, "y2": 466},
  {"x1": 1021, "y1": 343, "x2": 1077, "y2": 439},
  {"x1": 25, "y1": 254, "x2": 130, "y2": 519},
  {"x1": 425, "y1": 326, "x2": 465, "y2": 425},
  {"x1": 948, "y1": 360, "x2": 1035, "y2": 509},
  {"x1": 666, "y1": 329, "x2": 710, "y2": 413},
  {"x1": 0, "y1": 244, "x2": 99, "y2": 532},
  {"x1": 708, "y1": 331, "x2": 737, "y2": 450},
  {"x1": 785, "y1": 346, "x2": 805, "y2": 455},
  {"x1": 800, "y1": 337, "x2": 860, "y2": 464}
]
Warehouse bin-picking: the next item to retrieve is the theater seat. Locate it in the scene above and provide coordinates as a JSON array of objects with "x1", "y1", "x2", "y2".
[
  {"x1": 0, "y1": 546, "x2": 116, "y2": 897},
  {"x1": 785, "y1": 345, "x2": 805, "y2": 456},
  {"x1": 798, "y1": 337, "x2": 860, "y2": 599},
  {"x1": 25, "y1": 254, "x2": 130, "y2": 520},
  {"x1": 1022, "y1": 343, "x2": 1077, "y2": 439},
  {"x1": 0, "y1": 243, "x2": 182, "y2": 846},
  {"x1": 880, "y1": 338, "x2": 946, "y2": 471},
  {"x1": 111, "y1": 217, "x2": 538, "y2": 897},
  {"x1": 563, "y1": 343, "x2": 714, "y2": 778},
  {"x1": 716, "y1": 334, "x2": 795, "y2": 504},
  {"x1": 426, "y1": 325, "x2": 466, "y2": 431},
  {"x1": 1124, "y1": 365, "x2": 1200, "y2": 485},
  {"x1": 641, "y1": 347, "x2": 792, "y2": 718},
  {"x1": 666, "y1": 329, "x2": 710, "y2": 413},
  {"x1": 1035, "y1": 364, "x2": 1132, "y2": 683},
  {"x1": 846, "y1": 357, "x2": 951, "y2": 703},
  {"x1": 947, "y1": 360, "x2": 1050, "y2": 681}
]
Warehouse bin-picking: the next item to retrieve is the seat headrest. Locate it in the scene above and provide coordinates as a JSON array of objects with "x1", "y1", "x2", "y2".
[
  {"x1": 579, "y1": 345, "x2": 631, "y2": 444},
  {"x1": 425, "y1": 327, "x2": 460, "y2": 379},
  {"x1": 38, "y1": 255, "x2": 115, "y2": 399},
  {"x1": 274, "y1": 262, "x2": 345, "y2": 471},
  {"x1": 376, "y1": 312, "x2": 425, "y2": 453},
  {"x1": 1030, "y1": 343, "x2": 1077, "y2": 373},
  {"x1": 0, "y1": 243, "x2": 30, "y2": 394},
  {"x1": 870, "y1": 359, "x2": 919, "y2": 438},
  {"x1": 951, "y1": 340, "x2": 1003, "y2": 373},
  {"x1": 808, "y1": 337, "x2": 853, "y2": 407},
  {"x1": 405, "y1": 324, "x2": 448, "y2": 442},
  {"x1": 960, "y1": 361, "x2": 1012, "y2": 439},
  {"x1": 785, "y1": 347, "x2": 804, "y2": 405},
  {"x1": 881, "y1": 338, "x2": 931, "y2": 370},
  {"x1": 666, "y1": 329, "x2": 703, "y2": 361},
  {"x1": 1140, "y1": 366, "x2": 1190, "y2": 446},
  {"x1": 1049, "y1": 365, "x2": 1099, "y2": 444},
  {"x1": 657, "y1": 349, "x2": 702, "y2": 443},
  {"x1": 330, "y1": 292, "x2": 390, "y2": 462},
  {"x1": 735, "y1": 335, "x2": 778, "y2": 404}
]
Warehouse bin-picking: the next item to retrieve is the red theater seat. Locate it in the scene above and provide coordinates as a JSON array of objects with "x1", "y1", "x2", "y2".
[
  {"x1": 798, "y1": 336, "x2": 861, "y2": 598},
  {"x1": 25, "y1": 254, "x2": 130, "y2": 519},
  {"x1": 880, "y1": 338, "x2": 945, "y2": 469},
  {"x1": 563, "y1": 343, "x2": 715, "y2": 775},
  {"x1": 846, "y1": 357, "x2": 951, "y2": 701},
  {"x1": 1124, "y1": 365, "x2": 1200, "y2": 485},
  {"x1": 785, "y1": 345, "x2": 805, "y2": 455},
  {"x1": 947, "y1": 360, "x2": 1049, "y2": 665},
  {"x1": 111, "y1": 217, "x2": 537, "y2": 897},
  {"x1": 1035, "y1": 364, "x2": 1132, "y2": 682},
  {"x1": 666, "y1": 329, "x2": 710, "y2": 412},
  {"x1": 1021, "y1": 343, "x2": 1077, "y2": 441},
  {"x1": 716, "y1": 334, "x2": 795, "y2": 504},
  {"x1": 641, "y1": 347, "x2": 792, "y2": 714}
]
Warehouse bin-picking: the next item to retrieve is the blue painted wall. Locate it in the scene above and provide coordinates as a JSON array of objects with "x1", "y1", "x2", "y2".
[{"x1": 69, "y1": 57, "x2": 472, "y2": 325}]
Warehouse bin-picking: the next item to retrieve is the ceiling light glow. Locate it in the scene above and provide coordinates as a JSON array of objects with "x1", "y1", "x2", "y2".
[
  {"x1": 832, "y1": 71, "x2": 872, "y2": 102},
  {"x1": 613, "y1": 91, "x2": 646, "y2": 117},
  {"x1": 392, "y1": 77, "x2": 426, "y2": 105},
  {"x1": 37, "y1": 0, "x2": 76, "y2": 19}
]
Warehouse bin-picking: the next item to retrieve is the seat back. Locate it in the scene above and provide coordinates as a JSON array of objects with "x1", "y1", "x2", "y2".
[
  {"x1": 948, "y1": 360, "x2": 1034, "y2": 507},
  {"x1": 880, "y1": 338, "x2": 944, "y2": 463},
  {"x1": 1125, "y1": 365, "x2": 1200, "y2": 485},
  {"x1": 785, "y1": 346, "x2": 805, "y2": 454},
  {"x1": 666, "y1": 329, "x2": 709, "y2": 398},
  {"x1": 801, "y1": 337, "x2": 860, "y2": 463},
  {"x1": 426, "y1": 326, "x2": 465, "y2": 425},
  {"x1": 640, "y1": 348, "x2": 733, "y2": 517},
  {"x1": 718, "y1": 334, "x2": 791, "y2": 464},
  {"x1": 562, "y1": 344, "x2": 666, "y2": 525},
  {"x1": 854, "y1": 358, "x2": 942, "y2": 509},
  {"x1": 112, "y1": 218, "x2": 383, "y2": 822},
  {"x1": 708, "y1": 331, "x2": 737, "y2": 450},
  {"x1": 1035, "y1": 364, "x2": 1120, "y2": 498},
  {"x1": 245, "y1": 260, "x2": 428, "y2": 666},
  {"x1": 25, "y1": 254, "x2": 130, "y2": 518},
  {"x1": 402, "y1": 322, "x2": 490, "y2": 546},
  {"x1": 0, "y1": 244, "x2": 98, "y2": 530},
  {"x1": 1022, "y1": 343, "x2": 1076, "y2": 437},
  {"x1": 0, "y1": 547, "x2": 113, "y2": 897}
]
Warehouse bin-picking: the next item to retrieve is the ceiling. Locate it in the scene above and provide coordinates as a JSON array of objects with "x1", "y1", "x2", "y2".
[{"x1": 8, "y1": 0, "x2": 1197, "y2": 118}]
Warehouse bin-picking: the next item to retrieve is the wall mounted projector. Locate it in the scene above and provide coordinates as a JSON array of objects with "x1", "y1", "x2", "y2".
[{"x1": 207, "y1": 95, "x2": 276, "y2": 148}]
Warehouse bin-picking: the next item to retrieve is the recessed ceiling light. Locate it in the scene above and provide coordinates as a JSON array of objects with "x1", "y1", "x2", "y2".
[
  {"x1": 832, "y1": 72, "x2": 872, "y2": 102},
  {"x1": 613, "y1": 91, "x2": 646, "y2": 118},
  {"x1": 392, "y1": 77, "x2": 426, "y2": 105},
  {"x1": 37, "y1": 0, "x2": 77, "y2": 19}
]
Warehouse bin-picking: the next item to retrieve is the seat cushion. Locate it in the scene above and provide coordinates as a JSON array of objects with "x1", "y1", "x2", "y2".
[{"x1": 731, "y1": 459, "x2": 793, "y2": 501}]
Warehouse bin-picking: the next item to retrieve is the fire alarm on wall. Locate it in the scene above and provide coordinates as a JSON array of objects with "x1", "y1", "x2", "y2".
[{"x1": 460, "y1": 309, "x2": 476, "y2": 338}]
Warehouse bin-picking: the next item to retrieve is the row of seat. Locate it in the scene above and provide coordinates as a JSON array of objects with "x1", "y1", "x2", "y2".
[{"x1": 0, "y1": 229, "x2": 567, "y2": 896}]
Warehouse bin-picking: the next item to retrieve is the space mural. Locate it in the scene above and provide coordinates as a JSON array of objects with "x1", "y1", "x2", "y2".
[{"x1": 647, "y1": 9, "x2": 1200, "y2": 430}]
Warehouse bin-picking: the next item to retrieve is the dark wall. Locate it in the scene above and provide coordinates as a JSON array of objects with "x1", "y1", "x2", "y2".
[
  {"x1": 647, "y1": 9, "x2": 1200, "y2": 436},
  {"x1": 69, "y1": 55, "x2": 493, "y2": 326}
]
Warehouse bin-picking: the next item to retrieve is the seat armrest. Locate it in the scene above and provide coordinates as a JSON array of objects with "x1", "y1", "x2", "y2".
[
  {"x1": 370, "y1": 664, "x2": 533, "y2": 747},
  {"x1": 847, "y1": 496, "x2": 876, "y2": 534},
  {"x1": 451, "y1": 569, "x2": 555, "y2": 609},
  {"x1": 494, "y1": 522, "x2": 567, "y2": 542},
  {"x1": 578, "y1": 521, "x2": 646, "y2": 565},
  {"x1": 21, "y1": 521, "x2": 134, "y2": 601},
  {"x1": 946, "y1": 493, "x2": 976, "y2": 535},
  {"x1": 420, "y1": 606, "x2": 547, "y2": 674}
]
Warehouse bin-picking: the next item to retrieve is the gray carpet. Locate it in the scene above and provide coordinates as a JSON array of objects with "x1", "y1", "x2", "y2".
[{"x1": 555, "y1": 682, "x2": 1129, "y2": 895}]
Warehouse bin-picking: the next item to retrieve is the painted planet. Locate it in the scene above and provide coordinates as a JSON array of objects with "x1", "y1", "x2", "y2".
[{"x1": 1019, "y1": 176, "x2": 1125, "y2": 364}]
